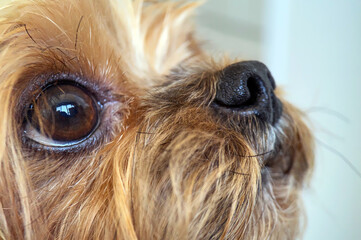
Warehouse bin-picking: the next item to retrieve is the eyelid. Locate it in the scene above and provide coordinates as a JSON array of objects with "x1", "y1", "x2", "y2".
[
  {"x1": 19, "y1": 73, "x2": 114, "y2": 110},
  {"x1": 24, "y1": 123, "x2": 92, "y2": 147}
]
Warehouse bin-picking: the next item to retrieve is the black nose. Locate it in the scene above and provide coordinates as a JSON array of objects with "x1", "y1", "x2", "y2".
[{"x1": 213, "y1": 61, "x2": 282, "y2": 124}]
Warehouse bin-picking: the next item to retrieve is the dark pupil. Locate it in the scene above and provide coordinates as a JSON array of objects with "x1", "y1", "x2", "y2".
[{"x1": 29, "y1": 83, "x2": 98, "y2": 142}]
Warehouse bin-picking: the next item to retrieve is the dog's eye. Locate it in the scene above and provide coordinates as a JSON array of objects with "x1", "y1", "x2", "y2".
[{"x1": 24, "y1": 81, "x2": 101, "y2": 147}]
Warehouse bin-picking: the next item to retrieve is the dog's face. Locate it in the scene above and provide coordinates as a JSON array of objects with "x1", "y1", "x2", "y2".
[{"x1": 0, "y1": 0, "x2": 313, "y2": 239}]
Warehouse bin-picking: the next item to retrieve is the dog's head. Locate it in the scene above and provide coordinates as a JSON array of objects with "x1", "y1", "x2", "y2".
[{"x1": 0, "y1": 0, "x2": 313, "y2": 239}]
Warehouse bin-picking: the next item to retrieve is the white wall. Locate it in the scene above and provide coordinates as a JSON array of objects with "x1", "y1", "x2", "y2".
[
  {"x1": 197, "y1": 1, "x2": 361, "y2": 239},
  {"x1": 196, "y1": 0, "x2": 264, "y2": 59},
  {"x1": 280, "y1": 2, "x2": 361, "y2": 240}
]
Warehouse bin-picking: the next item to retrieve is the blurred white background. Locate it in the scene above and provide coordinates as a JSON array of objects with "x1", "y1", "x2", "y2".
[{"x1": 197, "y1": 0, "x2": 361, "y2": 239}]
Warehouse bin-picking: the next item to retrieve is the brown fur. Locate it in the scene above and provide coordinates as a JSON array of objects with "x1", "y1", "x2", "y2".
[{"x1": 0, "y1": 0, "x2": 313, "y2": 239}]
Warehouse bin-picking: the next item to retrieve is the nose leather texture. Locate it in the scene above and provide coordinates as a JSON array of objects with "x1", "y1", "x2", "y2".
[{"x1": 214, "y1": 61, "x2": 282, "y2": 125}]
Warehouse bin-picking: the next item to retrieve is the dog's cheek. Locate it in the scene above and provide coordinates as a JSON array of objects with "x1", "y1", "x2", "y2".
[
  {"x1": 289, "y1": 113, "x2": 314, "y2": 185},
  {"x1": 276, "y1": 102, "x2": 314, "y2": 185}
]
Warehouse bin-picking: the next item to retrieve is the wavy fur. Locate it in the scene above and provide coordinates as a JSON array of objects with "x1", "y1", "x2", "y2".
[{"x1": 0, "y1": 0, "x2": 313, "y2": 239}]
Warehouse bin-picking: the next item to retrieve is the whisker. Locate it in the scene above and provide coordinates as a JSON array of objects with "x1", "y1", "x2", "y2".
[
  {"x1": 74, "y1": 16, "x2": 84, "y2": 50},
  {"x1": 228, "y1": 170, "x2": 250, "y2": 177},
  {"x1": 316, "y1": 138, "x2": 361, "y2": 179},
  {"x1": 136, "y1": 131, "x2": 154, "y2": 135},
  {"x1": 234, "y1": 150, "x2": 274, "y2": 159},
  {"x1": 24, "y1": 24, "x2": 40, "y2": 47},
  {"x1": 306, "y1": 107, "x2": 349, "y2": 123},
  {"x1": 245, "y1": 150, "x2": 274, "y2": 158}
]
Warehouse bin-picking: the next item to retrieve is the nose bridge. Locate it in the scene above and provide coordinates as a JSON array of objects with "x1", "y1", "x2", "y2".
[{"x1": 220, "y1": 61, "x2": 275, "y2": 93}]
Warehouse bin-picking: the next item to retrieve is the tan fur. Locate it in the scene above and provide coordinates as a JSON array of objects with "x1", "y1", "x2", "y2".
[{"x1": 0, "y1": 0, "x2": 313, "y2": 239}]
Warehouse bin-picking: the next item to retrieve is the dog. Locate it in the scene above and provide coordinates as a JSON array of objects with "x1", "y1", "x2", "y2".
[{"x1": 0, "y1": 0, "x2": 314, "y2": 239}]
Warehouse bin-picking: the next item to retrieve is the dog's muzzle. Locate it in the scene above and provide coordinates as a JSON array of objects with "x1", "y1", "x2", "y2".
[{"x1": 212, "y1": 61, "x2": 283, "y2": 125}]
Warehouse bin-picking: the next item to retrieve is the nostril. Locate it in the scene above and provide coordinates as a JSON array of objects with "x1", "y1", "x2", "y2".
[
  {"x1": 242, "y1": 77, "x2": 262, "y2": 108},
  {"x1": 212, "y1": 61, "x2": 283, "y2": 124},
  {"x1": 214, "y1": 75, "x2": 265, "y2": 109},
  {"x1": 213, "y1": 78, "x2": 250, "y2": 108}
]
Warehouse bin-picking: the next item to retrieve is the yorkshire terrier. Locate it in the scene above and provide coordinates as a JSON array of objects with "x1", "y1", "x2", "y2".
[{"x1": 0, "y1": 0, "x2": 314, "y2": 239}]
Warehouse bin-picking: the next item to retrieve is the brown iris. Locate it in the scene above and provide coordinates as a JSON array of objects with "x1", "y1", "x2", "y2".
[{"x1": 27, "y1": 82, "x2": 99, "y2": 142}]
